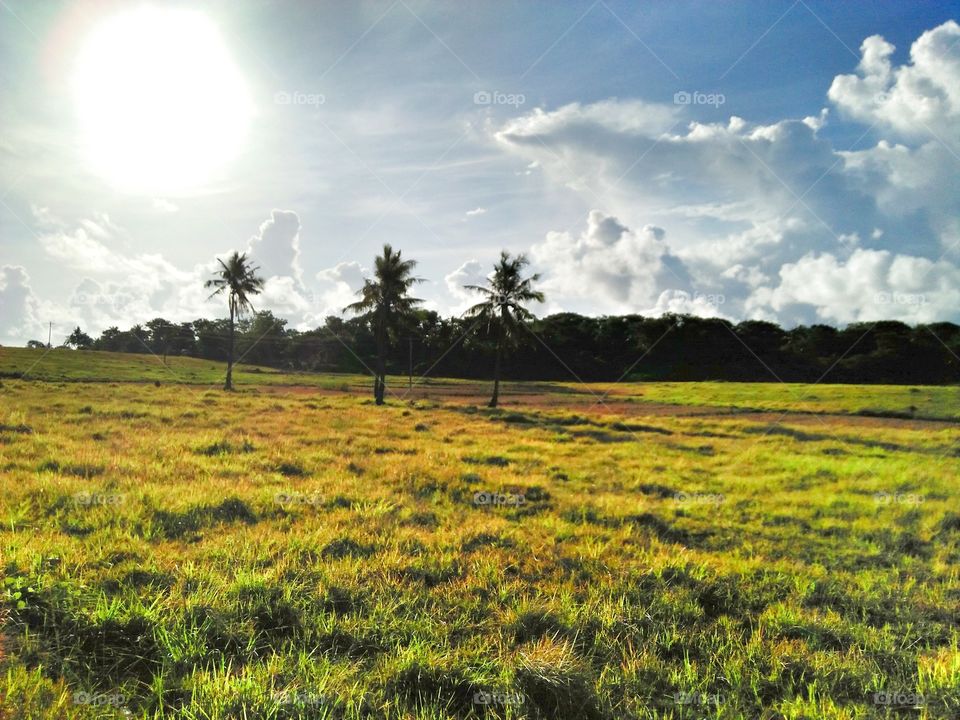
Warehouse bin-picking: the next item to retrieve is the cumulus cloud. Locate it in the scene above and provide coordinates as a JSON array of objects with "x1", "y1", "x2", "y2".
[
  {"x1": 0, "y1": 266, "x2": 44, "y2": 344},
  {"x1": 26, "y1": 209, "x2": 211, "y2": 336},
  {"x1": 444, "y1": 259, "x2": 488, "y2": 313},
  {"x1": 498, "y1": 99, "x2": 679, "y2": 145},
  {"x1": 13, "y1": 208, "x2": 329, "y2": 340},
  {"x1": 493, "y1": 21, "x2": 960, "y2": 325},
  {"x1": 530, "y1": 210, "x2": 696, "y2": 313},
  {"x1": 497, "y1": 106, "x2": 868, "y2": 265},
  {"x1": 41, "y1": 227, "x2": 186, "y2": 285},
  {"x1": 313, "y1": 261, "x2": 367, "y2": 319},
  {"x1": 748, "y1": 248, "x2": 960, "y2": 325},
  {"x1": 828, "y1": 21, "x2": 960, "y2": 142},
  {"x1": 247, "y1": 209, "x2": 303, "y2": 284},
  {"x1": 827, "y1": 21, "x2": 960, "y2": 256},
  {"x1": 645, "y1": 289, "x2": 729, "y2": 319}
]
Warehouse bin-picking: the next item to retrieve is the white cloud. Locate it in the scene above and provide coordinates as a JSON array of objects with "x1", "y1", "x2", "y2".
[
  {"x1": 721, "y1": 263, "x2": 769, "y2": 288},
  {"x1": 18, "y1": 208, "x2": 327, "y2": 339},
  {"x1": 828, "y1": 21, "x2": 960, "y2": 142},
  {"x1": 747, "y1": 248, "x2": 960, "y2": 324},
  {"x1": 530, "y1": 210, "x2": 693, "y2": 313},
  {"x1": 0, "y1": 266, "x2": 45, "y2": 344},
  {"x1": 443, "y1": 259, "x2": 488, "y2": 314},
  {"x1": 247, "y1": 209, "x2": 303, "y2": 284},
  {"x1": 313, "y1": 261, "x2": 367, "y2": 320},
  {"x1": 497, "y1": 99, "x2": 679, "y2": 144},
  {"x1": 8, "y1": 21, "x2": 960, "y2": 335},
  {"x1": 515, "y1": 160, "x2": 540, "y2": 176},
  {"x1": 645, "y1": 289, "x2": 729, "y2": 319},
  {"x1": 30, "y1": 205, "x2": 65, "y2": 231},
  {"x1": 491, "y1": 21, "x2": 960, "y2": 325},
  {"x1": 464, "y1": 207, "x2": 487, "y2": 218},
  {"x1": 152, "y1": 198, "x2": 179, "y2": 213}
]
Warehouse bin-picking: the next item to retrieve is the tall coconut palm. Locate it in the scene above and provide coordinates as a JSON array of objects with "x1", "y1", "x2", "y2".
[
  {"x1": 206, "y1": 251, "x2": 264, "y2": 390},
  {"x1": 346, "y1": 244, "x2": 423, "y2": 405},
  {"x1": 465, "y1": 252, "x2": 544, "y2": 408}
]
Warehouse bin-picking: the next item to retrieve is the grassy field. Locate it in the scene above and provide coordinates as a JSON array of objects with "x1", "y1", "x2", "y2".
[
  {"x1": 0, "y1": 347, "x2": 364, "y2": 387},
  {"x1": 1, "y1": 351, "x2": 959, "y2": 718},
  {"x1": 4, "y1": 347, "x2": 960, "y2": 420}
]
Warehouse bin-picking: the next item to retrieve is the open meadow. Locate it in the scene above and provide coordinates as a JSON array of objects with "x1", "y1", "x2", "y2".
[
  {"x1": 1, "y1": 350, "x2": 959, "y2": 719},
  {"x1": 6, "y1": 1, "x2": 960, "y2": 718}
]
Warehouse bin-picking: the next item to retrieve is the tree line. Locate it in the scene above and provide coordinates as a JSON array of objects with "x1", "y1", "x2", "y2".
[{"x1": 51, "y1": 245, "x2": 959, "y2": 398}]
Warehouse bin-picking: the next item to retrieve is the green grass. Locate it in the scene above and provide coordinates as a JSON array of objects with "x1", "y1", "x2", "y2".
[
  {"x1": 0, "y1": 347, "x2": 362, "y2": 387},
  {"x1": 602, "y1": 381, "x2": 960, "y2": 422},
  {"x1": 4, "y1": 347, "x2": 960, "y2": 421},
  {"x1": 0, "y1": 354, "x2": 958, "y2": 718}
]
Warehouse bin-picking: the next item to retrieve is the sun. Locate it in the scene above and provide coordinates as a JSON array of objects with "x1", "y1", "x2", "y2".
[{"x1": 72, "y1": 6, "x2": 252, "y2": 195}]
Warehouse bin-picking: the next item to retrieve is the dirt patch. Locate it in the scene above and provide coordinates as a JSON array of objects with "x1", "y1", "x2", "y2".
[{"x1": 219, "y1": 383, "x2": 958, "y2": 432}]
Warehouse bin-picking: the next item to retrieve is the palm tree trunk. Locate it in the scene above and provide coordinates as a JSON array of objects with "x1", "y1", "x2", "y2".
[
  {"x1": 225, "y1": 299, "x2": 235, "y2": 391},
  {"x1": 489, "y1": 321, "x2": 504, "y2": 408},
  {"x1": 374, "y1": 316, "x2": 386, "y2": 405}
]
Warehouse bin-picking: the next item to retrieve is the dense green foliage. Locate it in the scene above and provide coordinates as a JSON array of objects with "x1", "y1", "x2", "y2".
[{"x1": 33, "y1": 312, "x2": 960, "y2": 385}]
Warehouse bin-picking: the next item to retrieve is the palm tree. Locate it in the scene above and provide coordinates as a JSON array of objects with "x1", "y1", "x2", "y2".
[
  {"x1": 465, "y1": 252, "x2": 544, "y2": 408},
  {"x1": 206, "y1": 251, "x2": 264, "y2": 390},
  {"x1": 346, "y1": 244, "x2": 423, "y2": 405}
]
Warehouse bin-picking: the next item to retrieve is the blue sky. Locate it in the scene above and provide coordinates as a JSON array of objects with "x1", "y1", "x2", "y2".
[{"x1": 2, "y1": 0, "x2": 960, "y2": 344}]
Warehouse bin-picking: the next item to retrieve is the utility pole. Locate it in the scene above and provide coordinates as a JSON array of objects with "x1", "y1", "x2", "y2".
[
  {"x1": 48, "y1": 322, "x2": 52, "y2": 348},
  {"x1": 408, "y1": 336, "x2": 413, "y2": 391}
]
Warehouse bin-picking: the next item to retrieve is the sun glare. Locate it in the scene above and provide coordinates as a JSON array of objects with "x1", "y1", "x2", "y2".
[{"x1": 72, "y1": 6, "x2": 252, "y2": 195}]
